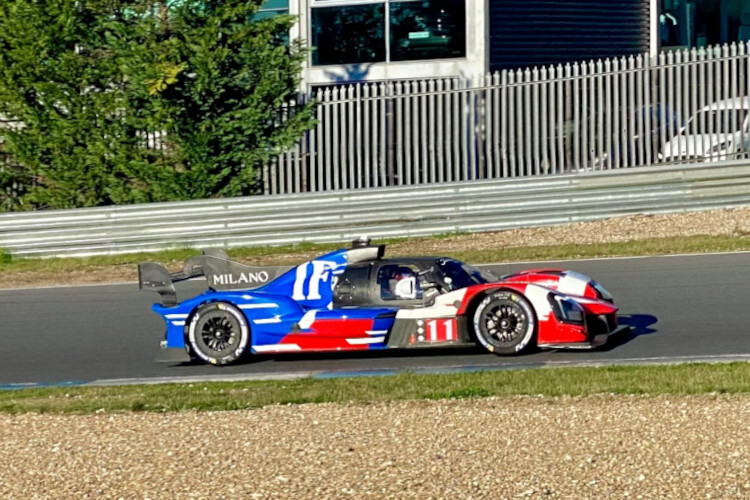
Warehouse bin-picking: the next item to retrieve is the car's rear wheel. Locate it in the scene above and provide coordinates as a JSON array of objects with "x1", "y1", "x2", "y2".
[
  {"x1": 472, "y1": 290, "x2": 537, "y2": 355},
  {"x1": 187, "y1": 302, "x2": 250, "y2": 365}
]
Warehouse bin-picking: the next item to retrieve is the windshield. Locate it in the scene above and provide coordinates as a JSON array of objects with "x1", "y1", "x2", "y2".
[
  {"x1": 435, "y1": 258, "x2": 496, "y2": 290},
  {"x1": 683, "y1": 109, "x2": 748, "y2": 135}
]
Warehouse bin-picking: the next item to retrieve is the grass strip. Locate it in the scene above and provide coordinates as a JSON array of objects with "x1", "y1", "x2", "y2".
[
  {"x1": 3, "y1": 234, "x2": 750, "y2": 276},
  {"x1": 3, "y1": 362, "x2": 750, "y2": 414}
]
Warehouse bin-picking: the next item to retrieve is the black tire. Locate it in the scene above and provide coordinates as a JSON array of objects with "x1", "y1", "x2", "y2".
[
  {"x1": 187, "y1": 302, "x2": 250, "y2": 365},
  {"x1": 472, "y1": 290, "x2": 537, "y2": 355}
]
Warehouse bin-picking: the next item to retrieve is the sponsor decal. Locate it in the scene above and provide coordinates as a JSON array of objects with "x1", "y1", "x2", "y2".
[
  {"x1": 212, "y1": 271, "x2": 270, "y2": 287},
  {"x1": 426, "y1": 318, "x2": 456, "y2": 341},
  {"x1": 411, "y1": 318, "x2": 457, "y2": 342},
  {"x1": 292, "y1": 260, "x2": 339, "y2": 301}
]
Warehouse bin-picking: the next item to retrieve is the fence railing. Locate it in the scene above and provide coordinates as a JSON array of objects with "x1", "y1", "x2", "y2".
[
  {"x1": 3, "y1": 43, "x2": 750, "y2": 202},
  {"x1": 2, "y1": 161, "x2": 750, "y2": 258},
  {"x1": 262, "y1": 42, "x2": 750, "y2": 195}
]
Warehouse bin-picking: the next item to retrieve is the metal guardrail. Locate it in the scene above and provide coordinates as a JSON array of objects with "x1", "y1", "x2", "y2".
[{"x1": 2, "y1": 161, "x2": 750, "y2": 257}]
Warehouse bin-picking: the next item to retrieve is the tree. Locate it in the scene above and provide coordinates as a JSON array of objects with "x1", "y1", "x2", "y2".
[
  {"x1": 0, "y1": 0, "x2": 140, "y2": 208},
  {"x1": 0, "y1": 0, "x2": 315, "y2": 210}
]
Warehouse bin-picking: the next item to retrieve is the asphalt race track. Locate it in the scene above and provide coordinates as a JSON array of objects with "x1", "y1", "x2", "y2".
[{"x1": 2, "y1": 252, "x2": 750, "y2": 387}]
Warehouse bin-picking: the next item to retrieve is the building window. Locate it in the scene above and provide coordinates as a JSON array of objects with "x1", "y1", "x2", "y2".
[
  {"x1": 660, "y1": 0, "x2": 750, "y2": 49},
  {"x1": 311, "y1": 0, "x2": 465, "y2": 66},
  {"x1": 311, "y1": 4, "x2": 386, "y2": 66},
  {"x1": 389, "y1": 0, "x2": 465, "y2": 62},
  {"x1": 254, "y1": 0, "x2": 289, "y2": 19}
]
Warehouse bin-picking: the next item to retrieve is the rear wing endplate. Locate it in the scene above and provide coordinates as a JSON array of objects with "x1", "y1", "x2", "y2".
[{"x1": 138, "y1": 249, "x2": 292, "y2": 306}]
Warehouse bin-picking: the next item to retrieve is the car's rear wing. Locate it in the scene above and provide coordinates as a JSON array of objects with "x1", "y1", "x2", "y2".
[{"x1": 138, "y1": 249, "x2": 292, "y2": 306}]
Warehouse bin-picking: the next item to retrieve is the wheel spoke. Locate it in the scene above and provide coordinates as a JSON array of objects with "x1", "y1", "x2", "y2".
[
  {"x1": 481, "y1": 300, "x2": 527, "y2": 343},
  {"x1": 198, "y1": 311, "x2": 240, "y2": 353},
  {"x1": 473, "y1": 292, "x2": 535, "y2": 355},
  {"x1": 189, "y1": 303, "x2": 249, "y2": 365}
]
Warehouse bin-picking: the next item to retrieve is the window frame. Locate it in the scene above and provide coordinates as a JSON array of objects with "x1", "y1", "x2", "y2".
[
  {"x1": 309, "y1": 0, "x2": 466, "y2": 67},
  {"x1": 376, "y1": 263, "x2": 424, "y2": 302}
]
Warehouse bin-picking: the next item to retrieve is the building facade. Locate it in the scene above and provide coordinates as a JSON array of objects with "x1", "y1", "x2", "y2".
[
  {"x1": 251, "y1": 1, "x2": 750, "y2": 196},
  {"x1": 292, "y1": 0, "x2": 485, "y2": 86},
  {"x1": 264, "y1": 0, "x2": 749, "y2": 89}
]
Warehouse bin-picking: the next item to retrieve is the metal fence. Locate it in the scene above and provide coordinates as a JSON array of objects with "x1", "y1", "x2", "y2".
[
  {"x1": 2, "y1": 161, "x2": 750, "y2": 258},
  {"x1": 262, "y1": 42, "x2": 750, "y2": 195},
  {"x1": 3, "y1": 43, "x2": 750, "y2": 201}
]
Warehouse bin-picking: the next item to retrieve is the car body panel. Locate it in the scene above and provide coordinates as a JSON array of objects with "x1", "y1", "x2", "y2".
[
  {"x1": 139, "y1": 240, "x2": 625, "y2": 363},
  {"x1": 660, "y1": 97, "x2": 750, "y2": 162}
]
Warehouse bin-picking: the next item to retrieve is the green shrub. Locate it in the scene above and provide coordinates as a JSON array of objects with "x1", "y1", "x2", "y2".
[{"x1": 0, "y1": 0, "x2": 315, "y2": 210}]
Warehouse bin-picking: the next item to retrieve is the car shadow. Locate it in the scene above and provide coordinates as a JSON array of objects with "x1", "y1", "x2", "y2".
[
  {"x1": 255, "y1": 345, "x2": 487, "y2": 365},
  {"x1": 171, "y1": 345, "x2": 487, "y2": 368},
  {"x1": 594, "y1": 313, "x2": 658, "y2": 352}
]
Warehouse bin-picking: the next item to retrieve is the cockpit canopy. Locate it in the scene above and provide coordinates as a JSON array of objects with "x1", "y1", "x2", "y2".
[{"x1": 332, "y1": 257, "x2": 497, "y2": 308}]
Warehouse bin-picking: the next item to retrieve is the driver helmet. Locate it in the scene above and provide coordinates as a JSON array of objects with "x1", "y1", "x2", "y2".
[{"x1": 394, "y1": 266, "x2": 413, "y2": 280}]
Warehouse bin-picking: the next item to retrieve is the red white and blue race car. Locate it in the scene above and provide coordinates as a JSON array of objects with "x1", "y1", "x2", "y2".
[{"x1": 138, "y1": 239, "x2": 627, "y2": 365}]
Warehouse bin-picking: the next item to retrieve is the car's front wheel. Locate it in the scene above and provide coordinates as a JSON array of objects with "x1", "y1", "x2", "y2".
[
  {"x1": 472, "y1": 290, "x2": 537, "y2": 355},
  {"x1": 187, "y1": 302, "x2": 250, "y2": 365}
]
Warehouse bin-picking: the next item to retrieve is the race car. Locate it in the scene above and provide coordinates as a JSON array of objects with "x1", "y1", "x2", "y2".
[{"x1": 138, "y1": 238, "x2": 628, "y2": 365}]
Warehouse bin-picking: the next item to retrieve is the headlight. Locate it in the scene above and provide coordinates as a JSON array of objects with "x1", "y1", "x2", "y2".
[{"x1": 548, "y1": 293, "x2": 584, "y2": 324}]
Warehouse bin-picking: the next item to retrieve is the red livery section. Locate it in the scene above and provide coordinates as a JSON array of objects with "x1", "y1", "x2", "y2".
[{"x1": 278, "y1": 318, "x2": 376, "y2": 351}]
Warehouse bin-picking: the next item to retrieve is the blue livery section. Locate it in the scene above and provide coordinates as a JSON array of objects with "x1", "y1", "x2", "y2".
[
  {"x1": 152, "y1": 247, "x2": 379, "y2": 352},
  {"x1": 257, "y1": 248, "x2": 349, "y2": 309}
]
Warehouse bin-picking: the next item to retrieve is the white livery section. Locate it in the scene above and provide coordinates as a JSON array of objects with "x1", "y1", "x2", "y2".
[
  {"x1": 165, "y1": 313, "x2": 189, "y2": 327},
  {"x1": 523, "y1": 285, "x2": 553, "y2": 321},
  {"x1": 252, "y1": 344, "x2": 302, "y2": 353},
  {"x1": 298, "y1": 310, "x2": 317, "y2": 329},
  {"x1": 252, "y1": 316, "x2": 282, "y2": 325},
  {"x1": 395, "y1": 289, "x2": 468, "y2": 320},
  {"x1": 558, "y1": 271, "x2": 590, "y2": 297},
  {"x1": 239, "y1": 303, "x2": 279, "y2": 310},
  {"x1": 346, "y1": 337, "x2": 386, "y2": 345}
]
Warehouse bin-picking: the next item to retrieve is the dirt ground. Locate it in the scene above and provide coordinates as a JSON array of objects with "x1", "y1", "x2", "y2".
[{"x1": 3, "y1": 395, "x2": 750, "y2": 499}]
